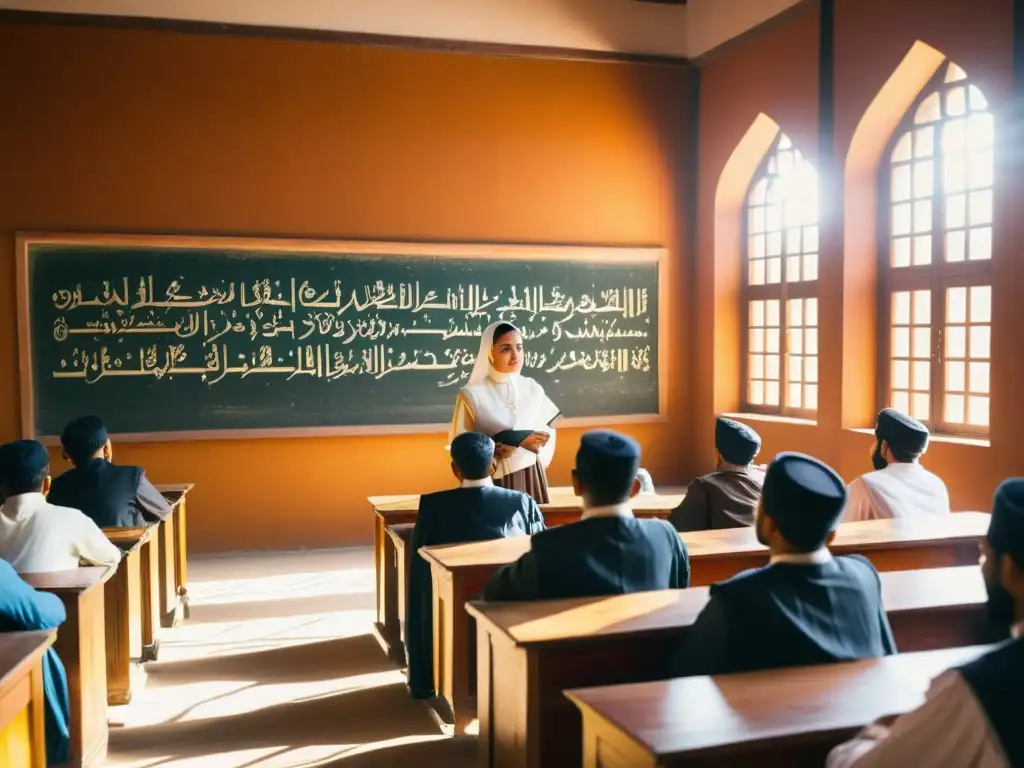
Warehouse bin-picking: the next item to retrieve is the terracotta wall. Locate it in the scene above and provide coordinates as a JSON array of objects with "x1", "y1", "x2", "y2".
[
  {"x1": 693, "y1": 0, "x2": 1022, "y2": 511},
  {"x1": 0, "y1": 21, "x2": 695, "y2": 551}
]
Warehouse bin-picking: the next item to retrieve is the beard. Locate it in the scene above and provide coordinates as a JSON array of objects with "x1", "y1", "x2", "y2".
[
  {"x1": 755, "y1": 513, "x2": 769, "y2": 547},
  {"x1": 871, "y1": 444, "x2": 888, "y2": 471},
  {"x1": 985, "y1": 582, "x2": 1017, "y2": 629}
]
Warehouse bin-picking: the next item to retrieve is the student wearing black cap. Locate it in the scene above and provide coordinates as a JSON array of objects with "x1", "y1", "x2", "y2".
[
  {"x1": 828, "y1": 479, "x2": 1024, "y2": 767},
  {"x1": 481, "y1": 430, "x2": 689, "y2": 602},
  {"x1": 670, "y1": 417, "x2": 765, "y2": 532},
  {"x1": 406, "y1": 432, "x2": 545, "y2": 700},
  {"x1": 844, "y1": 408, "x2": 950, "y2": 522},
  {"x1": 48, "y1": 416, "x2": 170, "y2": 528},
  {"x1": 672, "y1": 452, "x2": 895, "y2": 678},
  {"x1": 0, "y1": 440, "x2": 121, "y2": 573}
]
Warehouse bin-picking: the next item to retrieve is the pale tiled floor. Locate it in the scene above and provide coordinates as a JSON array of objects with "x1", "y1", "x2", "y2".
[{"x1": 105, "y1": 548, "x2": 475, "y2": 767}]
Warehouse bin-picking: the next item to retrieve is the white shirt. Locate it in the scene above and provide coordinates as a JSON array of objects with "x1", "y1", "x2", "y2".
[
  {"x1": 844, "y1": 462, "x2": 951, "y2": 523},
  {"x1": 769, "y1": 548, "x2": 833, "y2": 566},
  {"x1": 580, "y1": 503, "x2": 634, "y2": 521},
  {"x1": 461, "y1": 477, "x2": 494, "y2": 489},
  {"x1": 0, "y1": 493, "x2": 122, "y2": 573}
]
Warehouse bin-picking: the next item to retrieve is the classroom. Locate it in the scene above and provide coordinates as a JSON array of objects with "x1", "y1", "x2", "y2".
[{"x1": 0, "y1": 0, "x2": 1021, "y2": 766}]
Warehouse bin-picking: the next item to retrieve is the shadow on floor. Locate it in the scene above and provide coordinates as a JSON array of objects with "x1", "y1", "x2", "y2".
[
  {"x1": 184, "y1": 592, "x2": 372, "y2": 623},
  {"x1": 318, "y1": 735, "x2": 477, "y2": 767}
]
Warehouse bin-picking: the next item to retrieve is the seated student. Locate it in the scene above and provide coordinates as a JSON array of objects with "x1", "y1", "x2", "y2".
[
  {"x1": 827, "y1": 479, "x2": 1024, "y2": 768},
  {"x1": 844, "y1": 408, "x2": 950, "y2": 522},
  {"x1": 48, "y1": 416, "x2": 170, "y2": 528},
  {"x1": 670, "y1": 417, "x2": 764, "y2": 532},
  {"x1": 0, "y1": 558, "x2": 71, "y2": 766},
  {"x1": 0, "y1": 440, "x2": 121, "y2": 573},
  {"x1": 672, "y1": 452, "x2": 895, "y2": 677},
  {"x1": 481, "y1": 430, "x2": 690, "y2": 602},
  {"x1": 406, "y1": 432, "x2": 545, "y2": 700}
]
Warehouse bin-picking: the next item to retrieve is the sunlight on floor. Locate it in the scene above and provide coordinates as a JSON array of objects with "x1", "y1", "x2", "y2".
[{"x1": 104, "y1": 547, "x2": 476, "y2": 768}]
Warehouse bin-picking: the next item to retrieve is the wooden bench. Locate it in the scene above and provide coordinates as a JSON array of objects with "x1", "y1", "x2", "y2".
[
  {"x1": 0, "y1": 630, "x2": 57, "y2": 768},
  {"x1": 565, "y1": 644, "x2": 992, "y2": 767},
  {"x1": 101, "y1": 528, "x2": 153, "y2": 705},
  {"x1": 23, "y1": 567, "x2": 113, "y2": 768},
  {"x1": 370, "y1": 487, "x2": 685, "y2": 661},
  {"x1": 470, "y1": 565, "x2": 994, "y2": 768},
  {"x1": 156, "y1": 483, "x2": 194, "y2": 624},
  {"x1": 422, "y1": 512, "x2": 989, "y2": 733}
]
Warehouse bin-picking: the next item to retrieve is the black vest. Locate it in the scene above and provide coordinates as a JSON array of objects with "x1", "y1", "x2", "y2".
[
  {"x1": 49, "y1": 459, "x2": 145, "y2": 528},
  {"x1": 959, "y1": 637, "x2": 1024, "y2": 766}
]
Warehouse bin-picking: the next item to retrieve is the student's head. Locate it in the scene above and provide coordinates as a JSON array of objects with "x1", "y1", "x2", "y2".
[
  {"x1": 756, "y1": 452, "x2": 847, "y2": 553},
  {"x1": 715, "y1": 417, "x2": 761, "y2": 469},
  {"x1": 980, "y1": 479, "x2": 1024, "y2": 627},
  {"x1": 490, "y1": 323, "x2": 523, "y2": 374},
  {"x1": 449, "y1": 432, "x2": 496, "y2": 482},
  {"x1": 572, "y1": 430, "x2": 642, "y2": 507},
  {"x1": 0, "y1": 440, "x2": 51, "y2": 502},
  {"x1": 871, "y1": 408, "x2": 928, "y2": 470},
  {"x1": 60, "y1": 416, "x2": 111, "y2": 467}
]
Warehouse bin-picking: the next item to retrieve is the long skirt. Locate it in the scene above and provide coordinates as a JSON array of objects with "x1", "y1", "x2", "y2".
[{"x1": 497, "y1": 461, "x2": 550, "y2": 505}]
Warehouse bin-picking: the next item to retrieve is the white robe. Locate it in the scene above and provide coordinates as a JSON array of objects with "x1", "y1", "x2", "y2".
[{"x1": 843, "y1": 462, "x2": 951, "y2": 523}]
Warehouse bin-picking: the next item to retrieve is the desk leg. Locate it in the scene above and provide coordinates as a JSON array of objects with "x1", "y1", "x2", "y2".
[
  {"x1": 173, "y1": 498, "x2": 189, "y2": 620},
  {"x1": 105, "y1": 550, "x2": 146, "y2": 706},
  {"x1": 372, "y1": 515, "x2": 388, "y2": 642},
  {"x1": 158, "y1": 512, "x2": 181, "y2": 628},
  {"x1": 140, "y1": 537, "x2": 161, "y2": 662},
  {"x1": 433, "y1": 574, "x2": 476, "y2": 734}
]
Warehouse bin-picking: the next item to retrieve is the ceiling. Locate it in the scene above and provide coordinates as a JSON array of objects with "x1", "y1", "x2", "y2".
[{"x1": 0, "y1": 0, "x2": 803, "y2": 58}]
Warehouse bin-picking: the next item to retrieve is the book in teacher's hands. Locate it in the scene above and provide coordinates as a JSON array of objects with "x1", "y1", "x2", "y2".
[{"x1": 492, "y1": 410, "x2": 562, "y2": 447}]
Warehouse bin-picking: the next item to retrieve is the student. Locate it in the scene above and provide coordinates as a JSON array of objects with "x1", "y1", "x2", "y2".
[
  {"x1": 49, "y1": 416, "x2": 170, "y2": 528},
  {"x1": 481, "y1": 430, "x2": 690, "y2": 602},
  {"x1": 670, "y1": 417, "x2": 764, "y2": 532},
  {"x1": 844, "y1": 408, "x2": 950, "y2": 522},
  {"x1": 827, "y1": 479, "x2": 1024, "y2": 767},
  {"x1": 0, "y1": 558, "x2": 71, "y2": 766},
  {"x1": 672, "y1": 452, "x2": 895, "y2": 677},
  {"x1": 0, "y1": 440, "x2": 121, "y2": 572},
  {"x1": 406, "y1": 432, "x2": 545, "y2": 700}
]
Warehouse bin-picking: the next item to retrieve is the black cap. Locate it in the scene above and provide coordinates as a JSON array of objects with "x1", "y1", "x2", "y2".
[
  {"x1": 0, "y1": 440, "x2": 50, "y2": 495},
  {"x1": 876, "y1": 408, "x2": 929, "y2": 457},
  {"x1": 576, "y1": 430, "x2": 641, "y2": 504},
  {"x1": 715, "y1": 417, "x2": 761, "y2": 466},
  {"x1": 762, "y1": 452, "x2": 847, "y2": 550},
  {"x1": 988, "y1": 479, "x2": 1024, "y2": 559}
]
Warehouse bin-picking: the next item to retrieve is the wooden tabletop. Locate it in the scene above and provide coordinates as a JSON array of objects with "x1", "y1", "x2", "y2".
[
  {"x1": 370, "y1": 486, "x2": 687, "y2": 516},
  {"x1": 0, "y1": 630, "x2": 57, "y2": 691},
  {"x1": 564, "y1": 644, "x2": 991, "y2": 759},
  {"x1": 423, "y1": 512, "x2": 990, "y2": 571},
  {"x1": 467, "y1": 565, "x2": 986, "y2": 647},
  {"x1": 22, "y1": 566, "x2": 114, "y2": 594}
]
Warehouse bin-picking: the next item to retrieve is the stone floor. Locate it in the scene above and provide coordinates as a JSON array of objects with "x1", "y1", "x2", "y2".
[{"x1": 105, "y1": 548, "x2": 475, "y2": 767}]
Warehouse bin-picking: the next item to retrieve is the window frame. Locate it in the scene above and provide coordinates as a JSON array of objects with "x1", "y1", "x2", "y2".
[{"x1": 877, "y1": 62, "x2": 993, "y2": 437}]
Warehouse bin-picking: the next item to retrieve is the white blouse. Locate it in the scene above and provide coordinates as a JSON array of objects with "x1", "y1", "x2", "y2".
[{"x1": 449, "y1": 374, "x2": 558, "y2": 479}]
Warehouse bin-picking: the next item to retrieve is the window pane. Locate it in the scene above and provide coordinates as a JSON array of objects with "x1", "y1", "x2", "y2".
[
  {"x1": 969, "y1": 190, "x2": 993, "y2": 225},
  {"x1": 913, "y1": 360, "x2": 930, "y2": 391},
  {"x1": 805, "y1": 356, "x2": 818, "y2": 383},
  {"x1": 913, "y1": 290, "x2": 931, "y2": 324},
  {"x1": 765, "y1": 380, "x2": 780, "y2": 406},
  {"x1": 945, "y1": 393, "x2": 965, "y2": 424},
  {"x1": 968, "y1": 113, "x2": 994, "y2": 149},
  {"x1": 946, "y1": 230, "x2": 966, "y2": 262},
  {"x1": 912, "y1": 327, "x2": 931, "y2": 358},
  {"x1": 767, "y1": 231, "x2": 782, "y2": 256},
  {"x1": 750, "y1": 235, "x2": 765, "y2": 259},
  {"x1": 804, "y1": 384, "x2": 818, "y2": 411},
  {"x1": 893, "y1": 390, "x2": 911, "y2": 414},
  {"x1": 969, "y1": 361, "x2": 990, "y2": 394},
  {"x1": 913, "y1": 200, "x2": 932, "y2": 233},
  {"x1": 766, "y1": 300, "x2": 780, "y2": 326},
  {"x1": 946, "y1": 194, "x2": 966, "y2": 229},
  {"x1": 892, "y1": 165, "x2": 911, "y2": 201},
  {"x1": 803, "y1": 225, "x2": 819, "y2": 253},
  {"x1": 789, "y1": 329, "x2": 804, "y2": 354},
  {"x1": 805, "y1": 329, "x2": 818, "y2": 355},
  {"x1": 749, "y1": 260, "x2": 765, "y2": 285},
  {"x1": 970, "y1": 325, "x2": 991, "y2": 358},
  {"x1": 914, "y1": 161, "x2": 934, "y2": 199},
  {"x1": 786, "y1": 228, "x2": 801, "y2": 255},
  {"x1": 750, "y1": 380, "x2": 764, "y2": 405},
  {"x1": 969, "y1": 226, "x2": 992, "y2": 260},
  {"x1": 749, "y1": 207, "x2": 765, "y2": 233},
  {"x1": 892, "y1": 237, "x2": 912, "y2": 267},
  {"x1": 912, "y1": 392, "x2": 930, "y2": 421},
  {"x1": 805, "y1": 298, "x2": 818, "y2": 326},
  {"x1": 766, "y1": 328, "x2": 780, "y2": 353},
  {"x1": 943, "y1": 119, "x2": 967, "y2": 153},
  {"x1": 946, "y1": 86, "x2": 967, "y2": 117},
  {"x1": 892, "y1": 359, "x2": 910, "y2": 389},
  {"x1": 892, "y1": 132, "x2": 912, "y2": 162},
  {"x1": 970, "y1": 286, "x2": 992, "y2": 323},
  {"x1": 915, "y1": 127, "x2": 934, "y2": 158},
  {"x1": 767, "y1": 257, "x2": 782, "y2": 284},
  {"x1": 790, "y1": 356, "x2": 803, "y2": 382},
  {"x1": 750, "y1": 329, "x2": 765, "y2": 353},
  {"x1": 750, "y1": 300, "x2": 765, "y2": 327},
  {"x1": 788, "y1": 300, "x2": 803, "y2": 326},
  {"x1": 968, "y1": 85, "x2": 988, "y2": 111},
  {"x1": 750, "y1": 178, "x2": 768, "y2": 204},
  {"x1": 765, "y1": 354, "x2": 780, "y2": 379},
  {"x1": 946, "y1": 326, "x2": 967, "y2": 358},
  {"x1": 789, "y1": 383, "x2": 802, "y2": 408},
  {"x1": 802, "y1": 253, "x2": 818, "y2": 281},
  {"x1": 892, "y1": 203, "x2": 912, "y2": 236},
  {"x1": 968, "y1": 396, "x2": 990, "y2": 427},
  {"x1": 947, "y1": 361, "x2": 966, "y2": 392},
  {"x1": 892, "y1": 292, "x2": 911, "y2": 325},
  {"x1": 893, "y1": 327, "x2": 911, "y2": 357},
  {"x1": 969, "y1": 149, "x2": 994, "y2": 188},
  {"x1": 947, "y1": 287, "x2": 967, "y2": 323},
  {"x1": 750, "y1": 354, "x2": 764, "y2": 379},
  {"x1": 946, "y1": 62, "x2": 967, "y2": 83},
  {"x1": 913, "y1": 235, "x2": 932, "y2": 265},
  {"x1": 786, "y1": 255, "x2": 801, "y2": 282},
  {"x1": 916, "y1": 92, "x2": 941, "y2": 124},
  {"x1": 766, "y1": 204, "x2": 782, "y2": 231}
]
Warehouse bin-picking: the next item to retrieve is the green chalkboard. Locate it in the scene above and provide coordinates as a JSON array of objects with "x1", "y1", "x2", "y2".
[{"x1": 18, "y1": 234, "x2": 664, "y2": 440}]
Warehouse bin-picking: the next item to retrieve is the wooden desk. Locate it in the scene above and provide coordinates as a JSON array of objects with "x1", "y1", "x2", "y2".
[
  {"x1": 470, "y1": 565, "x2": 993, "y2": 768},
  {"x1": 566, "y1": 644, "x2": 991, "y2": 767},
  {"x1": 369, "y1": 487, "x2": 685, "y2": 660},
  {"x1": 385, "y1": 523, "x2": 416, "y2": 659},
  {"x1": 100, "y1": 528, "x2": 153, "y2": 705},
  {"x1": 23, "y1": 568, "x2": 113, "y2": 768},
  {"x1": 0, "y1": 631, "x2": 57, "y2": 768},
  {"x1": 423, "y1": 512, "x2": 988, "y2": 734},
  {"x1": 156, "y1": 483, "x2": 194, "y2": 623}
]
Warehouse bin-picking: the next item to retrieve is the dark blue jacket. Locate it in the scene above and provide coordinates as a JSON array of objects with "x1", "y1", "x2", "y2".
[
  {"x1": 673, "y1": 554, "x2": 896, "y2": 677},
  {"x1": 959, "y1": 637, "x2": 1024, "y2": 766},
  {"x1": 49, "y1": 458, "x2": 170, "y2": 529},
  {"x1": 406, "y1": 484, "x2": 545, "y2": 699},
  {"x1": 0, "y1": 559, "x2": 70, "y2": 766},
  {"x1": 481, "y1": 515, "x2": 690, "y2": 602}
]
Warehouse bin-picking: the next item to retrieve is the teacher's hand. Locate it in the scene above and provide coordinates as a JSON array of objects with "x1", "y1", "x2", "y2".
[
  {"x1": 493, "y1": 443, "x2": 516, "y2": 460},
  {"x1": 520, "y1": 432, "x2": 550, "y2": 454}
]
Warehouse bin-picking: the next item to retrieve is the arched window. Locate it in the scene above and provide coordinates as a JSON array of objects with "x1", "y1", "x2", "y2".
[
  {"x1": 882, "y1": 61, "x2": 993, "y2": 435},
  {"x1": 743, "y1": 133, "x2": 819, "y2": 417}
]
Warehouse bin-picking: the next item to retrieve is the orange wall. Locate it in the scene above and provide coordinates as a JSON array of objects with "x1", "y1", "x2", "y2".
[
  {"x1": 694, "y1": 0, "x2": 1021, "y2": 511},
  {"x1": 0, "y1": 21, "x2": 695, "y2": 552}
]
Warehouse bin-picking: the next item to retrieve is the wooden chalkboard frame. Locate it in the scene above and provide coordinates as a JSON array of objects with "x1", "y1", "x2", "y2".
[{"x1": 16, "y1": 232, "x2": 668, "y2": 443}]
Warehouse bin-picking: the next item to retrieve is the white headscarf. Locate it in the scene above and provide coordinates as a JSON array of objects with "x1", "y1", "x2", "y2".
[{"x1": 469, "y1": 321, "x2": 520, "y2": 385}]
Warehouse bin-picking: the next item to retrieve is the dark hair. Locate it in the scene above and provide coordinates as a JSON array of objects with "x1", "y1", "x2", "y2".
[
  {"x1": 576, "y1": 465, "x2": 636, "y2": 506},
  {"x1": 492, "y1": 323, "x2": 519, "y2": 346},
  {"x1": 886, "y1": 442, "x2": 920, "y2": 463},
  {"x1": 61, "y1": 415, "x2": 109, "y2": 465},
  {"x1": 450, "y1": 432, "x2": 495, "y2": 480},
  {"x1": 768, "y1": 513, "x2": 833, "y2": 551},
  {"x1": 0, "y1": 442, "x2": 49, "y2": 496}
]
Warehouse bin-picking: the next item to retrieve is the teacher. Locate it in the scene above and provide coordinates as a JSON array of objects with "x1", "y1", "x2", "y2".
[{"x1": 449, "y1": 322, "x2": 559, "y2": 504}]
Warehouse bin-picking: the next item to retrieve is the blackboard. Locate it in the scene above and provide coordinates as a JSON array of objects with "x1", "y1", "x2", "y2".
[{"x1": 18, "y1": 234, "x2": 665, "y2": 441}]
